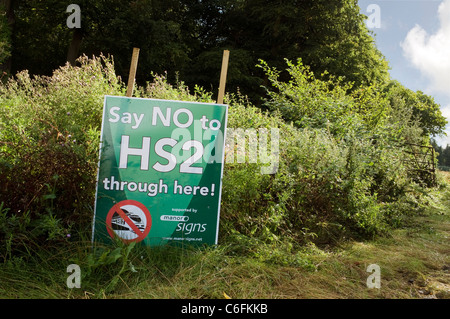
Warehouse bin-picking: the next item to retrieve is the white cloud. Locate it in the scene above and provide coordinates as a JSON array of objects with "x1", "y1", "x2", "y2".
[
  {"x1": 441, "y1": 104, "x2": 450, "y2": 119},
  {"x1": 401, "y1": 0, "x2": 450, "y2": 96},
  {"x1": 440, "y1": 104, "x2": 450, "y2": 146}
]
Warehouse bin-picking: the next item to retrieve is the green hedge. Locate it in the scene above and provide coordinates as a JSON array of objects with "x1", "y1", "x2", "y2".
[{"x1": 0, "y1": 56, "x2": 430, "y2": 260}]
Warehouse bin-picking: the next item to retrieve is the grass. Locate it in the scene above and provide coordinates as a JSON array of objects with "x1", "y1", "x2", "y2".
[{"x1": 0, "y1": 185, "x2": 449, "y2": 299}]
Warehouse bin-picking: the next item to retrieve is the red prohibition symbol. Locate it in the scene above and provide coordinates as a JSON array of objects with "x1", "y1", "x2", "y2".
[{"x1": 106, "y1": 200, "x2": 152, "y2": 243}]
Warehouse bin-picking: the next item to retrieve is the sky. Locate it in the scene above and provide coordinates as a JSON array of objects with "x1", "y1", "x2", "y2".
[{"x1": 358, "y1": 0, "x2": 450, "y2": 146}]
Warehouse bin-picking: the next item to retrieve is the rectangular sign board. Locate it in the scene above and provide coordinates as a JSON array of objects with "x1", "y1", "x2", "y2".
[{"x1": 92, "y1": 96, "x2": 228, "y2": 246}]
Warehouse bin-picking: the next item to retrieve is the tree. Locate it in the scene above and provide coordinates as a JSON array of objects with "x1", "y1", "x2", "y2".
[
  {"x1": 383, "y1": 81, "x2": 447, "y2": 139},
  {"x1": 298, "y1": 0, "x2": 390, "y2": 87},
  {"x1": 431, "y1": 139, "x2": 450, "y2": 170},
  {"x1": 183, "y1": 0, "x2": 390, "y2": 102},
  {"x1": 0, "y1": 8, "x2": 10, "y2": 64},
  {"x1": 9, "y1": 0, "x2": 196, "y2": 85},
  {"x1": 10, "y1": 0, "x2": 72, "y2": 75},
  {"x1": 5, "y1": 0, "x2": 412, "y2": 120},
  {"x1": 7, "y1": 0, "x2": 390, "y2": 103},
  {"x1": 0, "y1": 0, "x2": 13, "y2": 73}
]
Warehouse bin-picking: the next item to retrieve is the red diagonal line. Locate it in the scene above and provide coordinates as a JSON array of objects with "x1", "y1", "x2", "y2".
[{"x1": 114, "y1": 205, "x2": 144, "y2": 238}]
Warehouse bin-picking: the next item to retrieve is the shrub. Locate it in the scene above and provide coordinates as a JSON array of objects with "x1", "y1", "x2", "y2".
[
  {"x1": 247, "y1": 59, "x2": 419, "y2": 241},
  {"x1": 0, "y1": 55, "x2": 430, "y2": 260},
  {"x1": 0, "y1": 56, "x2": 219, "y2": 257},
  {"x1": 220, "y1": 94, "x2": 397, "y2": 246},
  {"x1": 0, "y1": 55, "x2": 123, "y2": 255}
]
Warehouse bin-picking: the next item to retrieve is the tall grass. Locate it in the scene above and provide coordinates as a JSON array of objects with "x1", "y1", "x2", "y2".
[{"x1": 1, "y1": 196, "x2": 447, "y2": 299}]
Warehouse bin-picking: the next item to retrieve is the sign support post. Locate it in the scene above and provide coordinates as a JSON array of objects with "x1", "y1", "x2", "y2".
[
  {"x1": 126, "y1": 47, "x2": 140, "y2": 98},
  {"x1": 217, "y1": 50, "x2": 230, "y2": 105}
]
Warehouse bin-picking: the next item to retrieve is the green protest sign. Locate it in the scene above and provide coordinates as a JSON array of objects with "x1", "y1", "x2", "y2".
[{"x1": 92, "y1": 96, "x2": 228, "y2": 246}]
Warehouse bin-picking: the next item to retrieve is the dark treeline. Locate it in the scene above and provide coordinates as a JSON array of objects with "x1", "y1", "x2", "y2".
[
  {"x1": 1, "y1": 0, "x2": 390, "y2": 102},
  {"x1": 0, "y1": 0, "x2": 447, "y2": 142},
  {"x1": 432, "y1": 140, "x2": 450, "y2": 170}
]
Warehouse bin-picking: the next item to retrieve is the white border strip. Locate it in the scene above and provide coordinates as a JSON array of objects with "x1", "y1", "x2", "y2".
[
  {"x1": 214, "y1": 104, "x2": 229, "y2": 245},
  {"x1": 91, "y1": 95, "x2": 108, "y2": 243}
]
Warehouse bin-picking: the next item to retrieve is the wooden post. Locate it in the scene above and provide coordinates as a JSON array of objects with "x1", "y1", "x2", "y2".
[
  {"x1": 217, "y1": 50, "x2": 230, "y2": 105},
  {"x1": 126, "y1": 48, "x2": 140, "y2": 97},
  {"x1": 431, "y1": 145, "x2": 436, "y2": 186}
]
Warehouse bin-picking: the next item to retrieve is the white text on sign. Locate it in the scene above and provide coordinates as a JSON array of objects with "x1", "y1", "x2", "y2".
[
  {"x1": 108, "y1": 106, "x2": 221, "y2": 130},
  {"x1": 118, "y1": 135, "x2": 205, "y2": 174},
  {"x1": 102, "y1": 176, "x2": 216, "y2": 197}
]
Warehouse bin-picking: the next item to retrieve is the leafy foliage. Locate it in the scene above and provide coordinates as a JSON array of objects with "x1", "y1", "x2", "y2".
[
  {"x1": 382, "y1": 80, "x2": 447, "y2": 138},
  {"x1": 0, "y1": 55, "x2": 217, "y2": 258},
  {"x1": 0, "y1": 56, "x2": 122, "y2": 256},
  {"x1": 432, "y1": 139, "x2": 450, "y2": 171},
  {"x1": 0, "y1": 4, "x2": 11, "y2": 66},
  {"x1": 0, "y1": 56, "x2": 441, "y2": 260},
  {"x1": 7, "y1": 0, "x2": 390, "y2": 104}
]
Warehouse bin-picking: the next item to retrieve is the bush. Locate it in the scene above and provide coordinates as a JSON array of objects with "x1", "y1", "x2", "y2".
[
  {"x1": 0, "y1": 55, "x2": 123, "y2": 255},
  {"x1": 0, "y1": 55, "x2": 431, "y2": 260},
  {"x1": 219, "y1": 94, "x2": 406, "y2": 246},
  {"x1": 218, "y1": 59, "x2": 420, "y2": 244},
  {"x1": 0, "y1": 56, "x2": 219, "y2": 258}
]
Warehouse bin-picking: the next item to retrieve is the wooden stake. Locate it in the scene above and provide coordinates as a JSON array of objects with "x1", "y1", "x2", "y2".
[
  {"x1": 126, "y1": 47, "x2": 140, "y2": 97},
  {"x1": 217, "y1": 50, "x2": 230, "y2": 105}
]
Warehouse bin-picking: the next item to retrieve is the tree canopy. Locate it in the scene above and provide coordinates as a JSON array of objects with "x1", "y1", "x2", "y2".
[
  {"x1": 0, "y1": 0, "x2": 446, "y2": 138},
  {"x1": 3, "y1": 1, "x2": 388, "y2": 93},
  {"x1": 0, "y1": 0, "x2": 11, "y2": 68}
]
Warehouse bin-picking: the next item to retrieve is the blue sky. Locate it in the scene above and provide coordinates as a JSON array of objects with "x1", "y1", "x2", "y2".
[{"x1": 358, "y1": 0, "x2": 450, "y2": 146}]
